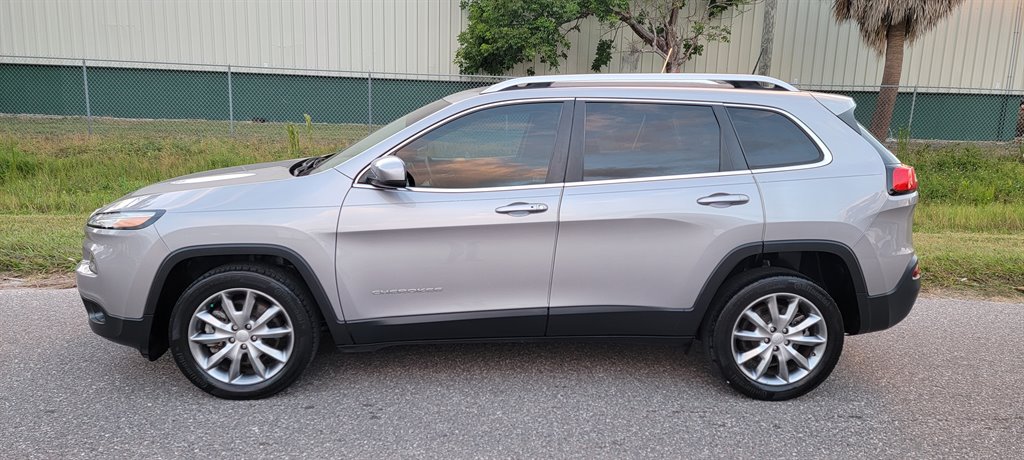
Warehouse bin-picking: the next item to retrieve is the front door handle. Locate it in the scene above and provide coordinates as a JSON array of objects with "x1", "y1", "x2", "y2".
[
  {"x1": 495, "y1": 202, "x2": 549, "y2": 216},
  {"x1": 697, "y1": 193, "x2": 750, "y2": 208}
]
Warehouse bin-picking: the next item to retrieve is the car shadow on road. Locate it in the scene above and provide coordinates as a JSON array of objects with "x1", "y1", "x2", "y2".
[
  {"x1": 87, "y1": 332, "x2": 895, "y2": 406},
  {"x1": 294, "y1": 340, "x2": 727, "y2": 396}
]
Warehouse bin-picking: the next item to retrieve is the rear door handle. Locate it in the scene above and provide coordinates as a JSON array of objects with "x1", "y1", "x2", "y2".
[
  {"x1": 495, "y1": 202, "x2": 549, "y2": 216},
  {"x1": 697, "y1": 193, "x2": 750, "y2": 208}
]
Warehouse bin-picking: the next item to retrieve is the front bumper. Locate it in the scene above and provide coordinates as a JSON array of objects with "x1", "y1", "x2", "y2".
[
  {"x1": 82, "y1": 296, "x2": 158, "y2": 359},
  {"x1": 76, "y1": 223, "x2": 168, "y2": 360},
  {"x1": 856, "y1": 256, "x2": 920, "y2": 334}
]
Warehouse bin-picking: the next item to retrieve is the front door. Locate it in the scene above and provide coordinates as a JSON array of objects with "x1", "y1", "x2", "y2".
[{"x1": 336, "y1": 100, "x2": 573, "y2": 342}]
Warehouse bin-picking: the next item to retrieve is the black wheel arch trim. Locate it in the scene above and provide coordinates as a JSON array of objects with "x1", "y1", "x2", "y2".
[
  {"x1": 761, "y1": 240, "x2": 869, "y2": 294},
  {"x1": 690, "y1": 239, "x2": 872, "y2": 337},
  {"x1": 144, "y1": 244, "x2": 354, "y2": 353}
]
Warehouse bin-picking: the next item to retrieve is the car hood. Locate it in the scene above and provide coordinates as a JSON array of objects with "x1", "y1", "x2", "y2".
[
  {"x1": 128, "y1": 158, "x2": 301, "y2": 196},
  {"x1": 93, "y1": 158, "x2": 351, "y2": 214}
]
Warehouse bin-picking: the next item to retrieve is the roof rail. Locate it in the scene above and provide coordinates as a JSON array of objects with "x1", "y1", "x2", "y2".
[{"x1": 480, "y1": 73, "x2": 799, "y2": 94}]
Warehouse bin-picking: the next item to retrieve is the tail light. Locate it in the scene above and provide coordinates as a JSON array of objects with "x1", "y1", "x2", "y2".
[
  {"x1": 911, "y1": 262, "x2": 921, "y2": 280},
  {"x1": 889, "y1": 164, "x2": 918, "y2": 195}
]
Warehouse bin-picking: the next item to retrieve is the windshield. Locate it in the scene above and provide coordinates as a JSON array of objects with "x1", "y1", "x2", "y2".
[{"x1": 309, "y1": 98, "x2": 452, "y2": 173}]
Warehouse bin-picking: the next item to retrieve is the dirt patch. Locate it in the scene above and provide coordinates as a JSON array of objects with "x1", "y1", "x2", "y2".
[
  {"x1": 919, "y1": 287, "x2": 1024, "y2": 304},
  {"x1": 0, "y1": 272, "x2": 76, "y2": 290}
]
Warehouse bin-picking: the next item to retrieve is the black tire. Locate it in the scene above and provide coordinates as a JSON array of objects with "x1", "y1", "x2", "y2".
[
  {"x1": 168, "y1": 263, "x2": 321, "y2": 399},
  {"x1": 704, "y1": 268, "x2": 844, "y2": 401}
]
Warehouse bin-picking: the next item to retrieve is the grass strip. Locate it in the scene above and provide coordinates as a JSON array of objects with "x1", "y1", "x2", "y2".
[
  {"x1": 915, "y1": 232, "x2": 1024, "y2": 298},
  {"x1": 0, "y1": 214, "x2": 87, "y2": 275}
]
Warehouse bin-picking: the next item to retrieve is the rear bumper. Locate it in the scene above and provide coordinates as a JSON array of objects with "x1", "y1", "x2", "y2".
[
  {"x1": 82, "y1": 297, "x2": 157, "y2": 359},
  {"x1": 856, "y1": 256, "x2": 920, "y2": 334}
]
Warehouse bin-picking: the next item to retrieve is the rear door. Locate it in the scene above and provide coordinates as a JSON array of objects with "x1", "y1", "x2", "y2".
[
  {"x1": 336, "y1": 100, "x2": 573, "y2": 342},
  {"x1": 547, "y1": 99, "x2": 764, "y2": 336}
]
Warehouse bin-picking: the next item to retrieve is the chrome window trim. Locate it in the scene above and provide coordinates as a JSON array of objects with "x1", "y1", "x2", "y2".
[
  {"x1": 560, "y1": 99, "x2": 831, "y2": 187},
  {"x1": 353, "y1": 97, "x2": 573, "y2": 192},
  {"x1": 722, "y1": 102, "x2": 834, "y2": 173},
  {"x1": 351, "y1": 182, "x2": 565, "y2": 193},
  {"x1": 562, "y1": 169, "x2": 752, "y2": 187},
  {"x1": 352, "y1": 96, "x2": 834, "y2": 193}
]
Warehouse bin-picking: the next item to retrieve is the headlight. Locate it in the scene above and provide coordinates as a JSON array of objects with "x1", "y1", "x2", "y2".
[{"x1": 87, "y1": 210, "x2": 164, "y2": 230}]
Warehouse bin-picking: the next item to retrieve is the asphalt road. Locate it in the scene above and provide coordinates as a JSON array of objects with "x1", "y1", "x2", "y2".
[{"x1": 1, "y1": 289, "x2": 1021, "y2": 459}]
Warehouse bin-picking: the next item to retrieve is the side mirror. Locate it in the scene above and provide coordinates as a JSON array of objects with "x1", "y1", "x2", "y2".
[{"x1": 367, "y1": 156, "x2": 408, "y2": 188}]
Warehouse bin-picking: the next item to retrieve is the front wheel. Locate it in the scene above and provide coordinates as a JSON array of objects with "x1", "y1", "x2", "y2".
[
  {"x1": 705, "y1": 271, "x2": 844, "y2": 400},
  {"x1": 168, "y1": 264, "x2": 321, "y2": 399}
]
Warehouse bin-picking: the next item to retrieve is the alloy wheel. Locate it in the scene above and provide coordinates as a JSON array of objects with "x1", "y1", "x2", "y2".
[
  {"x1": 186, "y1": 288, "x2": 294, "y2": 385},
  {"x1": 730, "y1": 292, "x2": 828, "y2": 386}
]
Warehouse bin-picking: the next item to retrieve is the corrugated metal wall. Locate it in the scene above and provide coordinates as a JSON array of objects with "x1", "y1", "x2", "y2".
[
  {"x1": 2, "y1": 0, "x2": 1022, "y2": 89},
  {"x1": 0, "y1": 0, "x2": 467, "y2": 75}
]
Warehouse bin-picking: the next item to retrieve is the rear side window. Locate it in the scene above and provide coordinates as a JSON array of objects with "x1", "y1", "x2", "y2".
[
  {"x1": 582, "y1": 102, "x2": 720, "y2": 181},
  {"x1": 727, "y1": 107, "x2": 822, "y2": 169}
]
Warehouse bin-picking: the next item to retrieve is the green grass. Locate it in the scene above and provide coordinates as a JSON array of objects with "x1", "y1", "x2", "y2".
[
  {"x1": 903, "y1": 143, "x2": 1024, "y2": 237},
  {"x1": 0, "y1": 118, "x2": 368, "y2": 214},
  {"x1": 914, "y1": 203, "x2": 1024, "y2": 234},
  {"x1": 915, "y1": 232, "x2": 1024, "y2": 295},
  {"x1": 898, "y1": 142, "x2": 1024, "y2": 206},
  {"x1": 900, "y1": 142, "x2": 1024, "y2": 297},
  {"x1": 0, "y1": 214, "x2": 87, "y2": 275},
  {"x1": 0, "y1": 116, "x2": 1022, "y2": 298}
]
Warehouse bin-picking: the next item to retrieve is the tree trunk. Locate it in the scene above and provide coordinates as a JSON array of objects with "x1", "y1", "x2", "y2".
[
  {"x1": 869, "y1": 21, "x2": 906, "y2": 140},
  {"x1": 665, "y1": 52, "x2": 682, "y2": 73},
  {"x1": 755, "y1": 0, "x2": 777, "y2": 75},
  {"x1": 665, "y1": 7, "x2": 681, "y2": 73}
]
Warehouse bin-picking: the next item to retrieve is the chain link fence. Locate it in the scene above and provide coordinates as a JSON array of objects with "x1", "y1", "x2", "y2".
[
  {"x1": 0, "y1": 56, "x2": 508, "y2": 148},
  {"x1": 803, "y1": 84, "x2": 1024, "y2": 143},
  {"x1": 1, "y1": 56, "x2": 1022, "y2": 144}
]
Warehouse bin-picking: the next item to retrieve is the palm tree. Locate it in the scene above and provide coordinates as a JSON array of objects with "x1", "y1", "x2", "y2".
[{"x1": 833, "y1": 0, "x2": 965, "y2": 140}]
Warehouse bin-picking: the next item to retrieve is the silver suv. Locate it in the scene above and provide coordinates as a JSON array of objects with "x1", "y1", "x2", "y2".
[{"x1": 77, "y1": 74, "x2": 920, "y2": 400}]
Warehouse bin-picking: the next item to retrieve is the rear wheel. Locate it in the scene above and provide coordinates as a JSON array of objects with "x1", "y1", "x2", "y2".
[
  {"x1": 705, "y1": 270, "x2": 844, "y2": 400},
  {"x1": 168, "y1": 264, "x2": 320, "y2": 399}
]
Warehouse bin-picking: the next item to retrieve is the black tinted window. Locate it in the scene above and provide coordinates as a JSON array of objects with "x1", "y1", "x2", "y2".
[
  {"x1": 727, "y1": 107, "x2": 823, "y2": 169},
  {"x1": 395, "y1": 103, "x2": 562, "y2": 188},
  {"x1": 858, "y1": 122, "x2": 901, "y2": 165},
  {"x1": 582, "y1": 103, "x2": 720, "y2": 181}
]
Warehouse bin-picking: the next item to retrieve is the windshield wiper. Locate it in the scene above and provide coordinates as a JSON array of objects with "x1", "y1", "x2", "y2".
[{"x1": 291, "y1": 153, "x2": 335, "y2": 176}]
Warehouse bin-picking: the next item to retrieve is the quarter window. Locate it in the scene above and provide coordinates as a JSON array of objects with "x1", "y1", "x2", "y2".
[
  {"x1": 727, "y1": 107, "x2": 823, "y2": 169},
  {"x1": 582, "y1": 102, "x2": 721, "y2": 181},
  {"x1": 394, "y1": 103, "x2": 563, "y2": 189}
]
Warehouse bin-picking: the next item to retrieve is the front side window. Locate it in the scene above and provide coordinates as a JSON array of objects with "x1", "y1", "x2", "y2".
[
  {"x1": 581, "y1": 102, "x2": 721, "y2": 181},
  {"x1": 727, "y1": 107, "x2": 823, "y2": 169},
  {"x1": 394, "y1": 103, "x2": 563, "y2": 189}
]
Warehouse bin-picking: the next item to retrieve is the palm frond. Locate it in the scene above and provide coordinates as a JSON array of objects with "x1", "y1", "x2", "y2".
[{"x1": 832, "y1": 0, "x2": 966, "y2": 53}]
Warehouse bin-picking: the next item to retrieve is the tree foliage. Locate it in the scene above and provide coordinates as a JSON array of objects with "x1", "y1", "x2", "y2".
[{"x1": 455, "y1": 0, "x2": 750, "y2": 75}]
